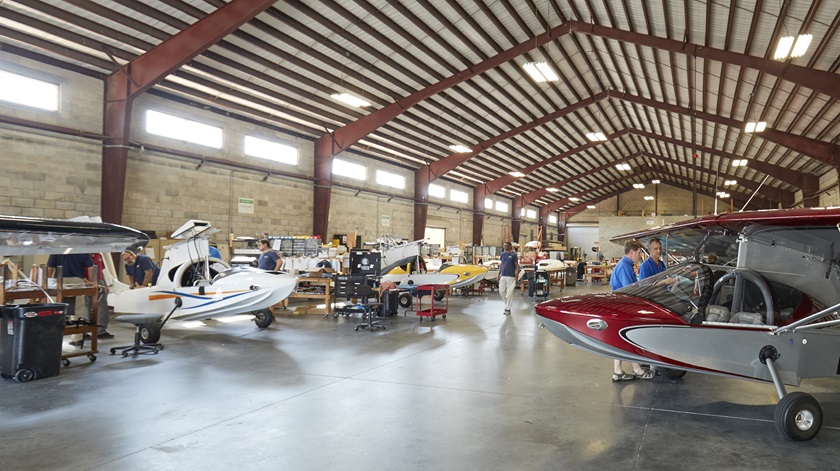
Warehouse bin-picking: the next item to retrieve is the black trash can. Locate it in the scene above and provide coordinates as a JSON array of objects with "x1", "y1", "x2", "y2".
[
  {"x1": 1, "y1": 303, "x2": 68, "y2": 382},
  {"x1": 381, "y1": 290, "x2": 400, "y2": 316}
]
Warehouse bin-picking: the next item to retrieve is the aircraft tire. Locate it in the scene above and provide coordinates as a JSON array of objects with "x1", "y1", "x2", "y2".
[
  {"x1": 434, "y1": 290, "x2": 445, "y2": 301},
  {"x1": 253, "y1": 308, "x2": 274, "y2": 328},
  {"x1": 775, "y1": 392, "x2": 822, "y2": 441},
  {"x1": 657, "y1": 367, "x2": 687, "y2": 379},
  {"x1": 140, "y1": 323, "x2": 162, "y2": 344},
  {"x1": 398, "y1": 293, "x2": 412, "y2": 308}
]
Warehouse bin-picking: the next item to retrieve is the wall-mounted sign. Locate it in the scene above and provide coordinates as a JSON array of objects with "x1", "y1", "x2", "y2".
[
  {"x1": 381, "y1": 214, "x2": 390, "y2": 227},
  {"x1": 238, "y1": 197, "x2": 254, "y2": 214}
]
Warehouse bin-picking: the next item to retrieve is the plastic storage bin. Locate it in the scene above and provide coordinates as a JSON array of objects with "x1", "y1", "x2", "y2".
[{"x1": 1, "y1": 303, "x2": 68, "y2": 382}]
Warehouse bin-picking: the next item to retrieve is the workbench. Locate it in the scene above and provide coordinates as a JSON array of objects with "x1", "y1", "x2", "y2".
[{"x1": 287, "y1": 276, "x2": 332, "y2": 315}]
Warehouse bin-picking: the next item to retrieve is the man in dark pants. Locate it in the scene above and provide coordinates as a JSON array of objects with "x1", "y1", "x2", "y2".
[{"x1": 47, "y1": 253, "x2": 94, "y2": 347}]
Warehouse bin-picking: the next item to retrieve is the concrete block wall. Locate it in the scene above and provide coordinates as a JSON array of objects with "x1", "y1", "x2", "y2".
[
  {"x1": 0, "y1": 51, "x2": 104, "y2": 220},
  {"x1": 595, "y1": 215, "x2": 693, "y2": 261}
]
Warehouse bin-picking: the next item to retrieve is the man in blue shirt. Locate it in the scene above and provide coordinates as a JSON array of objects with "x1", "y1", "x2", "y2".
[
  {"x1": 122, "y1": 250, "x2": 158, "y2": 288},
  {"x1": 257, "y1": 239, "x2": 282, "y2": 271},
  {"x1": 498, "y1": 241, "x2": 519, "y2": 315},
  {"x1": 609, "y1": 240, "x2": 655, "y2": 381},
  {"x1": 639, "y1": 237, "x2": 667, "y2": 279}
]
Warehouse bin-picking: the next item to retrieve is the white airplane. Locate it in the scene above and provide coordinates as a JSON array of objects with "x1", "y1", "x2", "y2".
[{"x1": 105, "y1": 220, "x2": 297, "y2": 343}]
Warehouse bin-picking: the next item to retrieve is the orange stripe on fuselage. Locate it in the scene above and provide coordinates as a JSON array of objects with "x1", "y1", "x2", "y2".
[{"x1": 147, "y1": 289, "x2": 249, "y2": 301}]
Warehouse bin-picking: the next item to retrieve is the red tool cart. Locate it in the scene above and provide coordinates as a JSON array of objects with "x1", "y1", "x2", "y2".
[{"x1": 411, "y1": 284, "x2": 448, "y2": 322}]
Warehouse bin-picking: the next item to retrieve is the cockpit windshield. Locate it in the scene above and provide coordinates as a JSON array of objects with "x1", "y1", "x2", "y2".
[{"x1": 616, "y1": 262, "x2": 713, "y2": 323}]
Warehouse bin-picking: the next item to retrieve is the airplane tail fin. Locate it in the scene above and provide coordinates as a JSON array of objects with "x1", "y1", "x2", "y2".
[{"x1": 101, "y1": 252, "x2": 130, "y2": 293}]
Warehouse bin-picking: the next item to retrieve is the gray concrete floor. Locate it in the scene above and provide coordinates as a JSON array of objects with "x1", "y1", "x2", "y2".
[{"x1": 3, "y1": 281, "x2": 840, "y2": 470}]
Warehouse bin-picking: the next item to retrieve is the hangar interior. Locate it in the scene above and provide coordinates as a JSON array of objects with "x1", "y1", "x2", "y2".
[{"x1": 0, "y1": 1, "x2": 839, "y2": 469}]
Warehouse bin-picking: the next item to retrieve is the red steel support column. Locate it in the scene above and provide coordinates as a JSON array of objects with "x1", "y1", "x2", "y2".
[
  {"x1": 472, "y1": 186, "x2": 488, "y2": 246},
  {"x1": 100, "y1": 0, "x2": 275, "y2": 224},
  {"x1": 801, "y1": 173, "x2": 820, "y2": 207}
]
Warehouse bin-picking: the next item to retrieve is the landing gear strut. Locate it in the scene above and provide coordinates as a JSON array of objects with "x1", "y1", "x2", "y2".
[{"x1": 760, "y1": 345, "x2": 823, "y2": 441}]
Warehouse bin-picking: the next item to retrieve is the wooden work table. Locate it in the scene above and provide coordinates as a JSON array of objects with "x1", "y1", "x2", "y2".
[
  {"x1": 287, "y1": 276, "x2": 332, "y2": 314},
  {"x1": 584, "y1": 264, "x2": 615, "y2": 284}
]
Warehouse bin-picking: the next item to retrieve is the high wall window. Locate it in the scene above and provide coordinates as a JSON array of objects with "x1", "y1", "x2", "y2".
[
  {"x1": 484, "y1": 198, "x2": 493, "y2": 209},
  {"x1": 495, "y1": 201, "x2": 509, "y2": 212},
  {"x1": 376, "y1": 169, "x2": 405, "y2": 189},
  {"x1": 146, "y1": 109, "x2": 223, "y2": 148},
  {"x1": 333, "y1": 158, "x2": 366, "y2": 181},
  {"x1": 526, "y1": 209, "x2": 537, "y2": 219},
  {"x1": 450, "y1": 189, "x2": 468, "y2": 204},
  {"x1": 548, "y1": 214, "x2": 558, "y2": 224},
  {"x1": 0, "y1": 70, "x2": 59, "y2": 111},
  {"x1": 428, "y1": 184, "x2": 445, "y2": 198},
  {"x1": 244, "y1": 135, "x2": 297, "y2": 165}
]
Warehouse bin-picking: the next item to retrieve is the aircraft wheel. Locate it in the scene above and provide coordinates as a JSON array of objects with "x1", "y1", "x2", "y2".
[
  {"x1": 657, "y1": 367, "x2": 687, "y2": 379},
  {"x1": 253, "y1": 308, "x2": 274, "y2": 328},
  {"x1": 398, "y1": 293, "x2": 412, "y2": 308},
  {"x1": 775, "y1": 392, "x2": 822, "y2": 441},
  {"x1": 140, "y1": 323, "x2": 162, "y2": 344},
  {"x1": 434, "y1": 291, "x2": 445, "y2": 301},
  {"x1": 14, "y1": 368, "x2": 34, "y2": 382}
]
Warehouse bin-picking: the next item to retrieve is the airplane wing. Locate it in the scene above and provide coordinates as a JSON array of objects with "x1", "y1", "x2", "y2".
[
  {"x1": 610, "y1": 208, "x2": 840, "y2": 263},
  {"x1": 0, "y1": 215, "x2": 149, "y2": 256}
]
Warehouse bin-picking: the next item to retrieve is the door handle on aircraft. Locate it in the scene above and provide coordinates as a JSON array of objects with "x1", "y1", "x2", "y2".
[{"x1": 586, "y1": 318, "x2": 608, "y2": 331}]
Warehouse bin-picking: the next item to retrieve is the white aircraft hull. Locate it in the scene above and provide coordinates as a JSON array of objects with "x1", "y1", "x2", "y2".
[
  {"x1": 380, "y1": 273, "x2": 458, "y2": 286},
  {"x1": 536, "y1": 259, "x2": 566, "y2": 272},
  {"x1": 110, "y1": 268, "x2": 297, "y2": 321},
  {"x1": 106, "y1": 231, "x2": 297, "y2": 324}
]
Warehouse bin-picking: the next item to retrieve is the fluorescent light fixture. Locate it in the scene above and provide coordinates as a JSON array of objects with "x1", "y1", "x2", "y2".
[
  {"x1": 651, "y1": 179, "x2": 660, "y2": 184},
  {"x1": 744, "y1": 121, "x2": 767, "y2": 133},
  {"x1": 724, "y1": 180, "x2": 737, "y2": 186},
  {"x1": 331, "y1": 93, "x2": 371, "y2": 107},
  {"x1": 774, "y1": 34, "x2": 812, "y2": 60},
  {"x1": 616, "y1": 163, "x2": 631, "y2": 171},
  {"x1": 717, "y1": 192, "x2": 730, "y2": 198},
  {"x1": 509, "y1": 171, "x2": 526, "y2": 178},
  {"x1": 522, "y1": 61, "x2": 559, "y2": 82},
  {"x1": 585, "y1": 132, "x2": 607, "y2": 142},
  {"x1": 791, "y1": 34, "x2": 813, "y2": 57},
  {"x1": 774, "y1": 36, "x2": 795, "y2": 59},
  {"x1": 569, "y1": 197, "x2": 580, "y2": 202},
  {"x1": 633, "y1": 183, "x2": 645, "y2": 189},
  {"x1": 731, "y1": 159, "x2": 748, "y2": 167},
  {"x1": 546, "y1": 187, "x2": 559, "y2": 192},
  {"x1": 587, "y1": 205, "x2": 596, "y2": 209},
  {"x1": 644, "y1": 196, "x2": 654, "y2": 201},
  {"x1": 449, "y1": 144, "x2": 472, "y2": 153}
]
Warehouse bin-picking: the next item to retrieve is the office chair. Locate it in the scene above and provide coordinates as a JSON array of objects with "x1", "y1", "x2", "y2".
[
  {"x1": 109, "y1": 313, "x2": 164, "y2": 357},
  {"x1": 354, "y1": 284, "x2": 385, "y2": 332}
]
